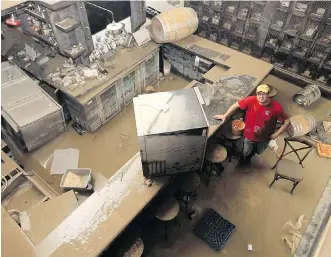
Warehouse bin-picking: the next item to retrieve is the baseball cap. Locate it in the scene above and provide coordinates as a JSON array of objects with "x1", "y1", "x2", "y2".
[{"x1": 256, "y1": 84, "x2": 270, "y2": 94}]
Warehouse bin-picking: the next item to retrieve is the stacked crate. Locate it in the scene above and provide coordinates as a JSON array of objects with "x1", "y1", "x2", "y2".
[{"x1": 185, "y1": 1, "x2": 331, "y2": 89}]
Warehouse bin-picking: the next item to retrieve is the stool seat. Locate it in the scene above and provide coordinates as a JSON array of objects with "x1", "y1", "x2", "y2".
[
  {"x1": 205, "y1": 144, "x2": 227, "y2": 163},
  {"x1": 177, "y1": 172, "x2": 201, "y2": 192},
  {"x1": 124, "y1": 238, "x2": 144, "y2": 257},
  {"x1": 156, "y1": 197, "x2": 180, "y2": 221},
  {"x1": 269, "y1": 86, "x2": 277, "y2": 98},
  {"x1": 222, "y1": 130, "x2": 241, "y2": 140}
]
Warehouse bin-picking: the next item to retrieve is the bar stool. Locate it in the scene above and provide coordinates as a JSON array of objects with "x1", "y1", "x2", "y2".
[
  {"x1": 204, "y1": 144, "x2": 227, "y2": 185},
  {"x1": 155, "y1": 197, "x2": 180, "y2": 241},
  {"x1": 175, "y1": 172, "x2": 200, "y2": 217},
  {"x1": 123, "y1": 238, "x2": 144, "y2": 257},
  {"x1": 221, "y1": 130, "x2": 242, "y2": 162}
]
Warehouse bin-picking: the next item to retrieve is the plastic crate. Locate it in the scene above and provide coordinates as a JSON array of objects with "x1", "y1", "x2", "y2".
[
  {"x1": 309, "y1": 44, "x2": 329, "y2": 64},
  {"x1": 237, "y1": 1, "x2": 250, "y2": 20},
  {"x1": 284, "y1": 15, "x2": 305, "y2": 36},
  {"x1": 301, "y1": 18, "x2": 321, "y2": 40},
  {"x1": 261, "y1": 47, "x2": 275, "y2": 62},
  {"x1": 287, "y1": 56, "x2": 304, "y2": 73},
  {"x1": 316, "y1": 24, "x2": 331, "y2": 47},
  {"x1": 218, "y1": 29, "x2": 231, "y2": 46},
  {"x1": 293, "y1": 1, "x2": 310, "y2": 14},
  {"x1": 246, "y1": 23, "x2": 259, "y2": 39},
  {"x1": 293, "y1": 39, "x2": 311, "y2": 58},
  {"x1": 250, "y1": 2, "x2": 265, "y2": 24},
  {"x1": 209, "y1": 26, "x2": 220, "y2": 42},
  {"x1": 210, "y1": 9, "x2": 221, "y2": 26},
  {"x1": 221, "y1": 18, "x2": 233, "y2": 31},
  {"x1": 223, "y1": 1, "x2": 237, "y2": 17},
  {"x1": 270, "y1": 9, "x2": 289, "y2": 31},
  {"x1": 197, "y1": 22, "x2": 209, "y2": 38},
  {"x1": 279, "y1": 34, "x2": 295, "y2": 53},
  {"x1": 310, "y1": 1, "x2": 329, "y2": 19},
  {"x1": 230, "y1": 34, "x2": 242, "y2": 50},
  {"x1": 234, "y1": 19, "x2": 246, "y2": 35},
  {"x1": 194, "y1": 208, "x2": 235, "y2": 251}
]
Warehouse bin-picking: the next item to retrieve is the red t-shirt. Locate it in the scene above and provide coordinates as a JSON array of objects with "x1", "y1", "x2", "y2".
[{"x1": 238, "y1": 96, "x2": 289, "y2": 142}]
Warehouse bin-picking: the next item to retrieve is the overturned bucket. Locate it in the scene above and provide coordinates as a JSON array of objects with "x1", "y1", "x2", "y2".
[
  {"x1": 232, "y1": 119, "x2": 245, "y2": 136},
  {"x1": 293, "y1": 84, "x2": 321, "y2": 107}
]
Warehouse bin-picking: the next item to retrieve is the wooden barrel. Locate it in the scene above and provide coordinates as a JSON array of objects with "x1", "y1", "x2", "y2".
[
  {"x1": 150, "y1": 7, "x2": 198, "y2": 43},
  {"x1": 287, "y1": 114, "x2": 316, "y2": 137}
]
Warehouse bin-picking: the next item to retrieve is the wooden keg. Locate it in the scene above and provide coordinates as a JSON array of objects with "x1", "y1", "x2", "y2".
[
  {"x1": 287, "y1": 114, "x2": 316, "y2": 137},
  {"x1": 150, "y1": 7, "x2": 198, "y2": 43}
]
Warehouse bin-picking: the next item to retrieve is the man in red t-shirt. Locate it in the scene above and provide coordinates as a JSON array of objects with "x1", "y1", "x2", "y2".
[{"x1": 214, "y1": 84, "x2": 290, "y2": 166}]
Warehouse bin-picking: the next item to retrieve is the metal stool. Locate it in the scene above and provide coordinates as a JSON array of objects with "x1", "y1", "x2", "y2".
[
  {"x1": 204, "y1": 144, "x2": 227, "y2": 185},
  {"x1": 155, "y1": 197, "x2": 180, "y2": 241},
  {"x1": 221, "y1": 130, "x2": 242, "y2": 162},
  {"x1": 123, "y1": 238, "x2": 144, "y2": 257},
  {"x1": 175, "y1": 172, "x2": 200, "y2": 217}
]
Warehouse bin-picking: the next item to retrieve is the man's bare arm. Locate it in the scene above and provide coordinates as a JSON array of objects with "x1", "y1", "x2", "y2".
[
  {"x1": 270, "y1": 119, "x2": 290, "y2": 139},
  {"x1": 214, "y1": 102, "x2": 240, "y2": 121}
]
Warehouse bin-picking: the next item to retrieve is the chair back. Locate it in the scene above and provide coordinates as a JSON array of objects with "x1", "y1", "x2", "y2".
[{"x1": 278, "y1": 137, "x2": 314, "y2": 168}]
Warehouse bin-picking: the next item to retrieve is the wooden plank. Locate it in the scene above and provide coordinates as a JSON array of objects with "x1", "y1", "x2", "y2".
[
  {"x1": 24, "y1": 190, "x2": 78, "y2": 245},
  {"x1": 1, "y1": 206, "x2": 36, "y2": 257}
]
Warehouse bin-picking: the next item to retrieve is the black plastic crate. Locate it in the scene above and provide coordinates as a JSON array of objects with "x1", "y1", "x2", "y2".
[
  {"x1": 250, "y1": 2, "x2": 265, "y2": 24},
  {"x1": 287, "y1": 56, "x2": 305, "y2": 73},
  {"x1": 293, "y1": 39, "x2": 311, "y2": 58},
  {"x1": 274, "y1": 51, "x2": 290, "y2": 68},
  {"x1": 234, "y1": 19, "x2": 246, "y2": 36},
  {"x1": 265, "y1": 30, "x2": 280, "y2": 50},
  {"x1": 210, "y1": 0, "x2": 223, "y2": 11},
  {"x1": 221, "y1": 18, "x2": 233, "y2": 31},
  {"x1": 316, "y1": 24, "x2": 331, "y2": 48},
  {"x1": 237, "y1": 1, "x2": 250, "y2": 20},
  {"x1": 284, "y1": 14, "x2": 305, "y2": 36},
  {"x1": 194, "y1": 208, "x2": 236, "y2": 252},
  {"x1": 197, "y1": 21, "x2": 209, "y2": 38},
  {"x1": 223, "y1": 1, "x2": 237, "y2": 17},
  {"x1": 301, "y1": 18, "x2": 321, "y2": 40},
  {"x1": 218, "y1": 29, "x2": 231, "y2": 46},
  {"x1": 309, "y1": 44, "x2": 329, "y2": 64},
  {"x1": 317, "y1": 66, "x2": 331, "y2": 85},
  {"x1": 210, "y1": 8, "x2": 221, "y2": 26},
  {"x1": 230, "y1": 34, "x2": 242, "y2": 51},
  {"x1": 300, "y1": 62, "x2": 319, "y2": 80},
  {"x1": 270, "y1": 9, "x2": 289, "y2": 31},
  {"x1": 293, "y1": 1, "x2": 310, "y2": 15},
  {"x1": 209, "y1": 25, "x2": 220, "y2": 42},
  {"x1": 261, "y1": 47, "x2": 275, "y2": 62},
  {"x1": 200, "y1": 7, "x2": 211, "y2": 23},
  {"x1": 279, "y1": 34, "x2": 295, "y2": 53},
  {"x1": 310, "y1": 1, "x2": 329, "y2": 19}
]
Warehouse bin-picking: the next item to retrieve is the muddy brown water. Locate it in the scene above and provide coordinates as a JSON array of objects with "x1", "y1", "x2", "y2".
[{"x1": 26, "y1": 74, "x2": 331, "y2": 257}]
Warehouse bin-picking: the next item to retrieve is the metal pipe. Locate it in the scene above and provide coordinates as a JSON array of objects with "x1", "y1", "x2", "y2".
[{"x1": 84, "y1": 1, "x2": 114, "y2": 23}]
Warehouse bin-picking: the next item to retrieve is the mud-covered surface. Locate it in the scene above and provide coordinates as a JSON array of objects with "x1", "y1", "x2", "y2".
[{"x1": 197, "y1": 75, "x2": 257, "y2": 125}]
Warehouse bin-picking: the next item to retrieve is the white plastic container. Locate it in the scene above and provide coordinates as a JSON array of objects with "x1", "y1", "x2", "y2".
[{"x1": 60, "y1": 168, "x2": 92, "y2": 190}]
